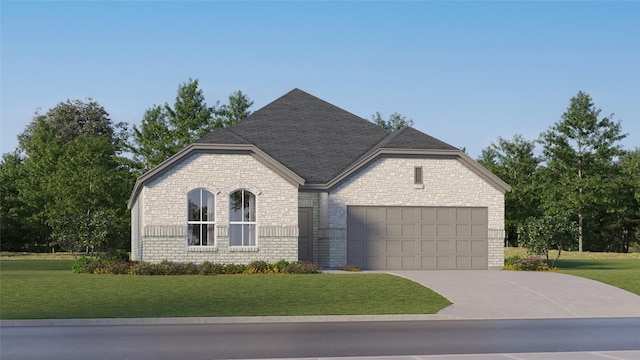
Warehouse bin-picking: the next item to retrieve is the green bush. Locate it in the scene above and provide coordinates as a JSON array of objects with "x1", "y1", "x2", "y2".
[
  {"x1": 339, "y1": 264, "x2": 361, "y2": 272},
  {"x1": 283, "y1": 261, "x2": 322, "y2": 274},
  {"x1": 504, "y1": 255, "x2": 521, "y2": 266},
  {"x1": 224, "y1": 263, "x2": 246, "y2": 274},
  {"x1": 274, "y1": 259, "x2": 290, "y2": 272},
  {"x1": 247, "y1": 260, "x2": 273, "y2": 274},
  {"x1": 503, "y1": 256, "x2": 551, "y2": 271},
  {"x1": 199, "y1": 261, "x2": 224, "y2": 275},
  {"x1": 71, "y1": 256, "x2": 100, "y2": 274}
]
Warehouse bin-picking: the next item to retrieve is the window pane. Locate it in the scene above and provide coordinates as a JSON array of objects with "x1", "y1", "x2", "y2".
[
  {"x1": 188, "y1": 191, "x2": 201, "y2": 221},
  {"x1": 244, "y1": 191, "x2": 256, "y2": 221},
  {"x1": 188, "y1": 224, "x2": 201, "y2": 246},
  {"x1": 244, "y1": 224, "x2": 256, "y2": 246},
  {"x1": 230, "y1": 191, "x2": 243, "y2": 222},
  {"x1": 203, "y1": 191, "x2": 215, "y2": 222},
  {"x1": 207, "y1": 224, "x2": 215, "y2": 246},
  {"x1": 229, "y1": 224, "x2": 242, "y2": 246}
]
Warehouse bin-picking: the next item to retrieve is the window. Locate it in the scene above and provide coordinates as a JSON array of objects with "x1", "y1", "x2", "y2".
[
  {"x1": 229, "y1": 190, "x2": 256, "y2": 246},
  {"x1": 414, "y1": 166, "x2": 423, "y2": 184},
  {"x1": 187, "y1": 189, "x2": 215, "y2": 246}
]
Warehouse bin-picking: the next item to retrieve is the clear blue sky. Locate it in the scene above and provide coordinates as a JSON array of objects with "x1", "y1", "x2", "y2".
[{"x1": 2, "y1": 1, "x2": 638, "y2": 159}]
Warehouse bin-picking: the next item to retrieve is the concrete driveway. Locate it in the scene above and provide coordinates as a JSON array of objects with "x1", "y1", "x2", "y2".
[{"x1": 389, "y1": 270, "x2": 640, "y2": 319}]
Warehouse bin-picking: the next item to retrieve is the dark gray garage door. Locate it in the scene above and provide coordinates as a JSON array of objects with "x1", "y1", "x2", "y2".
[{"x1": 347, "y1": 206, "x2": 488, "y2": 270}]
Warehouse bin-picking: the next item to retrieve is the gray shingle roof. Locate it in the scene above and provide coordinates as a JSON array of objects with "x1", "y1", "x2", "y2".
[{"x1": 197, "y1": 88, "x2": 458, "y2": 184}]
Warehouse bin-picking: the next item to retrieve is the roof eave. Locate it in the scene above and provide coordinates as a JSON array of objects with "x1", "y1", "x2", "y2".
[
  {"x1": 127, "y1": 143, "x2": 305, "y2": 209},
  {"x1": 299, "y1": 148, "x2": 511, "y2": 193}
]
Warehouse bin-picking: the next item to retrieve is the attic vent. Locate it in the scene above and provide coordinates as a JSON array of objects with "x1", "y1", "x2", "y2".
[{"x1": 414, "y1": 167, "x2": 423, "y2": 184}]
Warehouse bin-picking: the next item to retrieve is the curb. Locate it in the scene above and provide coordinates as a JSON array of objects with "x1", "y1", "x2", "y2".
[{"x1": 0, "y1": 314, "x2": 460, "y2": 327}]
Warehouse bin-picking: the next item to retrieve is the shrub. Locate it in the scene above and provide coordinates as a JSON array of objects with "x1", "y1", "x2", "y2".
[
  {"x1": 200, "y1": 261, "x2": 224, "y2": 275},
  {"x1": 274, "y1": 259, "x2": 290, "y2": 272},
  {"x1": 71, "y1": 256, "x2": 100, "y2": 274},
  {"x1": 283, "y1": 261, "x2": 322, "y2": 274},
  {"x1": 224, "y1": 263, "x2": 246, "y2": 274},
  {"x1": 503, "y1": 256, "x2": 552, "y2": 271},
  {"x1": 339, "y1": 264, "x2": 361, "y2": 272},
  {"x1": 247, "y1": 260, "x2": 273, "y2": 274},
  {"x1": 504, "y1": 255, "x2": 521, "y2": 266},
  {"x1": 131, "y1": 262, "x2": 157, "y2": 275}
]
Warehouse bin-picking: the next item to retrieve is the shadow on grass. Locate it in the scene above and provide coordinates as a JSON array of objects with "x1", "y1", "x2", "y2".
[{"x1": 555, "y1": 258, "x2": 638, "y2": 271}]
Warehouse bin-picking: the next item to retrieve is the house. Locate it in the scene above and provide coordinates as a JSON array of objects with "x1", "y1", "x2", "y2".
[{"x1": 128, "y1": 89, "x2": 511, "y2": 269}]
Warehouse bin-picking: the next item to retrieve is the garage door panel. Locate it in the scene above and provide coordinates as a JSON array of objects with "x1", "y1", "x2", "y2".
[
  {"x1": 402, "y1": 224, "x2": 417, "y2": 237},
  {"x1": 386, "y1": 240, "x2": 401, "y2": 253},
  {"x1": 348, "y1": 206, "x2": 487, "y2": 270},
  {"x1": 421, "y1": 240, "x2": 435, "y2": 252},
  {"x1": 456, "y1": 224, "x2": 470, "y2": 237},
  {"x1": 386, "y1": 256, "x2": 401, "y2": 269},
  {"x1": 402, "y1": 240, "x2": 415, "y2": 253},
  {"x1": 369, "y1": 239, "x2": 384, "y2": 253},
  {"x1": 471, "y1": 208, "x2": 486, "y2": 222},
  {"x1": 386, "y1": 224, "x2": 401, "y2": 237},
  {"x1": 421, "y1": 208, "x2": 436, "y2": 222},
  {"x1": 421, "y1": 256, "x2": 435, "y2": 269},
  {"x1": 472, "y1": 256, "x2": 486, "y2": 269},
  {"x1": 402, "y1": 256, "x2": 416, "y2": 269},
  {"x1": 456, "y1": 240, "x2": 470, "y2": 253},
  {"x1": 471, "y1": 240, "x2": 485, "y2": 254},
  {"x1": 436, "y1": 224, "x2": 450, "y2": 237},
  {"x1": 456, "y1": 208, "x2": 471, "y2": 221},
  {"x1": 471, "y1": 224, "x2": 486, "y2": 238},
  {"x1": 437, "y1": 256, "x2": 451, "y2": 269},
  {"x1": 456, "y1": 256, "x2": 470, "y2": 269},
  {"x1": 421, "y1": 224, "x2": 435, "y2": 238},
  {"x1": 436, "y1": 240, "x2": 450, "y2": 253}
]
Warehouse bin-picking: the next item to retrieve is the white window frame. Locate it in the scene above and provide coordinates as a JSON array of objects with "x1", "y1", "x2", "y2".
[
  {"x1": 229, "y1": 189, "x2": 257, "y2": 247},
  {"x1": 186, "y1": 189, "x2": 216, "y2": 247}
]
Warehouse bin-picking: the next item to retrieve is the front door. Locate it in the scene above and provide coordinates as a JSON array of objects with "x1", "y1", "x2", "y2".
[{"x1": 298, "y1": 207, "x2": 313, "y2": 261}]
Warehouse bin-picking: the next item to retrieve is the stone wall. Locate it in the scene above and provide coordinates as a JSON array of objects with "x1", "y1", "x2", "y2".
[
  {"x1": 329, "y1": 156, "x2": 506, "y2": 267},
  {"x1": 135, "y1": 152, "x2": 299, "y2": 263}
]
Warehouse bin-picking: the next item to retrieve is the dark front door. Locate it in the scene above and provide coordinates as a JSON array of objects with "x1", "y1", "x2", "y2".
[{"x1": 298, "y1": 207, "x2": 313, "y2": 261}]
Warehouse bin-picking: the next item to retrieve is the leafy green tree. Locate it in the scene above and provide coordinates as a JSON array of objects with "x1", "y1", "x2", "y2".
[
  {"x1": 217, "y1": 90, "x2": 254, "y2": 128},
  {"x1": 517, "y1": 214, "x2": 578, "y2": 267},
  {"x1": 539, "y1": 91, "x2": 627, "y2": 252},
  {"x1": 16, "y1": 99, "x2": 133, "y2": 253},
  {"x1": 0, "y1": 152, "x2": 39, "y2": 250},
  {"x1": 371, "y1": 112, "x2": 414, "y2": 131},
  {"x1": 477, "y1": 135, "x2": 541, "y2": 245},
  {"x1": 130, "y1": 79, "x2": 253, "y2": 172}
]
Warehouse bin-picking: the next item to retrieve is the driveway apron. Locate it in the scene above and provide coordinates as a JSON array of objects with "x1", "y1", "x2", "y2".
[{"x1": 388, "y1": 270, "x2": 640, "y2": 319}]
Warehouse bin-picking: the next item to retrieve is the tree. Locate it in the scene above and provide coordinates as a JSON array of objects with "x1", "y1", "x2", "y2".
[
  {"x1": 517, "y1": 214, "x2": 578, "y2": 267},
  {"x1": 16, "y1": 99, "x2": 133, "y2": 253},
  {"x1": 130, "y1": 79, "x2": 253, "y2": 172},
  {"x1": 217, "y1": 90, "x2": 254, "y2": 128},
  {"x1": 0, "y1": 152, "x2": 39, "y2": 251},
  {"x1": 371, "y1": 112, "x2": 414, "y2": 131},
  {"x1": 539, "y1": 91, "x2": 627, "y2": 252},
  {"x1": 477, "y1": 135, "x2": 541, "y2": 245}
]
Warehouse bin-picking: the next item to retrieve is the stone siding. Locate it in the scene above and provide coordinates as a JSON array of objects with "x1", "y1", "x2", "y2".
[
  {"x1": 329, "y1": 157, "x2": 505, "y2": 267},
  {"x1": 136, "y1": 152, "x2": 299, "y2": 264}
]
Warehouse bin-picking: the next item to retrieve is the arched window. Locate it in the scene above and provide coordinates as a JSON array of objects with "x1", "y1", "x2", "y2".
[
  {"x1": 187, "y1": 189, "x2": 215, "y2": 246},
  {"x1": 229, "y1": 190, "x2": 256, "y2": 246}
]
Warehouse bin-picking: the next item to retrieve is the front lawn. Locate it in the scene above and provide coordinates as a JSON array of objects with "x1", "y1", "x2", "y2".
[
  {"x1": 504, "y1": 247, "x2": 640, "y2": 296},
  {"x1": 555, "y1": 259, "x2": 640, "y2": 296},
  {"x1": 0, "y1": 260, "x2": 451, "y2": 319}
]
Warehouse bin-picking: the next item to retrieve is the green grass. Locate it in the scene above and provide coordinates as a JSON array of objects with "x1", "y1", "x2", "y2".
[
  {"x1": 0, "y1": 259, "x2": 451, "y2": 319},
  {"x1": 555, "y1": 259, "x2": 640, "y2": 296},
  {"x1": 504, "y1": 247, "x2": 640, "y2": 296}
]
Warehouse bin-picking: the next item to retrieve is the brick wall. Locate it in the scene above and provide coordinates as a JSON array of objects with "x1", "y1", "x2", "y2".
[
  {"x1": 329, "y1": 156, "x2": 506, "y2": 267},
  {"x1": 134, "y1": 152, "x2": 299, "y2": 264}
]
